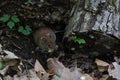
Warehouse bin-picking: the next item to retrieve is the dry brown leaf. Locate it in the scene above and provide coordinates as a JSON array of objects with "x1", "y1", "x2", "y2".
[
  {"x1": 14, "y1": 75, "x2": 28, "y2": 80},
  {"x1": 0, "y1": 66, "x2": 9, "y2": 76},
  {"x1": 13, "y1": 69, "x2": 40, "y2": 80},
  {"x1": 41, "y1": 73, "x2": 49, "y2": 80},
  {"x1": 47, "y1": 58, "x2": 93, "y2": 80},
  {"x1": 34, "y1": 59, "x2": 46, "y2": 74},
  {"x1": 4, "y1": 59, "x2": 20, "y2": 67},
  {"x1": 48, "y1": 70, "x2": 55, "y2": 75},
  {"x1": 4, "y1": 75, "x2": 13, "y2": 80},
  {"x1": 47, "y1": 58, "x2": 65, "y2": 71},
  {"x1": 29, "y1": 69, "x2": 40, "y2": 80},
  {"x1": 95, "y1": 59, "x2": 109, "y2": 66},
  {"x1": 95, "y1": 59, "x2": 109, "y2": 72}
]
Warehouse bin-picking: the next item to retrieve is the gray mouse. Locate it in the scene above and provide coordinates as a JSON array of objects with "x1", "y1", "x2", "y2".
[{"x1": 33, "y1": 26, "x2": 57, "y2": 52}]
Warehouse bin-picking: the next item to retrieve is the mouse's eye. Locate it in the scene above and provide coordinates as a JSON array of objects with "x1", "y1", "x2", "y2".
[
  {"x1": 48, "y1": 44, "x2": 51, "y2": 47},
  {"x1": 47, "y1": 33, "x2": 52, "y2": 38}
]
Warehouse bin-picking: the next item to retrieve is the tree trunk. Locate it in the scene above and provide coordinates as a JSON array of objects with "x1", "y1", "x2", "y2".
[{"x1": 64, "y1": 0, "x2": 120, "y2": 39}]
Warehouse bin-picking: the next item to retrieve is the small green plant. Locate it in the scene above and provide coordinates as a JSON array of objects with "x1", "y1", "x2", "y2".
[
  {"x1": 18, "y1": 25, "x2": 32, "y2": 35},
  {"x1": 0, "y1": 14, "x2": 20, "y2": 29},
  {"x1": 0, "y1": 14, "x2": 10, "y2": 22},
  {"x1": 71, "y1": 36, "x2": 86, "y2": 44},
  {"x1": 0, "y1": 14, "x2": 32, "y2": 35}
]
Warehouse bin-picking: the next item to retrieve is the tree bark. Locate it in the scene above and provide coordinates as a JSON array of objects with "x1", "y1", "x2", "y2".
[{"x1": 64, "y1": 0, "x2": 120, "y2": 39}]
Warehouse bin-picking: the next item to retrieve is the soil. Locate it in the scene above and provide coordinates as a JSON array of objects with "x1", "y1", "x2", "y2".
[{"x1": 0, "y1": 0, "x2": 120, "y2": 79}]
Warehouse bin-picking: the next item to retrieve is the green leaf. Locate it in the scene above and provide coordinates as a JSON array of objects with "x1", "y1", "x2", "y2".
[
  {"x1": 7, "y1": 21, "x2": 15, "y2": 29},
  {"x1": 22, "y1": 30, "x2": 31, "y2": 35},
  {"x1": 71, "y1": 35, "x2": 86, "y2": 44},
  {"x1": 71, "y1": 36, "x2": 77, "y2": 40},
  {"x1": 18, "y1": 26, "x2": 31, "y2": 35},
  {"x1": 11, "y1": 15, "x2": 20, "y2": 23},
  {"x1": 18, "y1": 26, "x2": 24, "y2": 32},
  {"x1": 0, "y1": 61, "x2": 3, "y2": 69},
  {"x1": 77, "y1": 39, "x2": 82, "y2": 44},
  {"x1": 25, "y1": 25, "x2": 32, "y2": 32},
  {"x1": 0, "y1": 14, "x2": 10, "y2": 22},
  {"x1": 80, "y1": 39, "x2": 86, "y2": 44}
]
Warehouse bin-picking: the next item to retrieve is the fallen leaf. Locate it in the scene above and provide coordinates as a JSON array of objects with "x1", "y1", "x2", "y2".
[
  {"x1": 0, "y1": 66, "x2": 9, "y2": 75},
  {"x1": 13, "y1": 69, "x2": 40, "y2": 80},
  {"x1": 3, "y1": 50, "x2": 18, "y2": 59},
  {"x1": 29, "y1": 69, "x2": 40, "y2": 80},
  {"x1": 14, "y1": 75, "x2": 28, "y2": 80},
  {"x1": 80, "y1": 74, "x2": 93, "y2": 80},
  {"x1": 47, "y1": 58, "x2": 65, "y2": 72},
  {"x1": 41, "y1": 73, "x2": 49, "y2": 80},
  {"x1": 34, "y1": 59, "x2": 46, "y2": 74},
  {"x1": 3, "y1": 59, "x2": 20, "y2": 67},
  {"x1": 48, "y1": 70, "x2": 55, "y2": 75},
  {"x1": 0, "y1": 50, "x2": 20, "y2": 69},
  {"x1": 108, "y1": 62, "x2": 120, "y2": 79},
  {"x1": 47, "y1": 58, "x2": 93, "y2": 80},
  {"x1": 4, "y1": 75, "x2": 13, "y2": 80},
  {"x1": 95, "y1": 59, "x2": 109, "y2": 72},
  {"x1": 95, "y1": 59, "x2": 109, "y2": 66},
  {"x1": 0, "y1": 50, "x2": 20, "y2": 76}
]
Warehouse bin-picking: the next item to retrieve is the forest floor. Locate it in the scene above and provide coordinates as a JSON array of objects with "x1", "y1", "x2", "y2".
[{"x1": 0, "y1": 0, "x2": 120, "y2": 80}]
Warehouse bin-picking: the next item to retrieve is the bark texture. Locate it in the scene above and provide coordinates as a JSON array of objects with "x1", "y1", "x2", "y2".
[{"x1": 65, "y1": 0, "x2": 120, "y2": 39}]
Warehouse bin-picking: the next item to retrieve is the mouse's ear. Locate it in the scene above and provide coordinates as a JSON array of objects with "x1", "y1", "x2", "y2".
[
  {"x1": 47, "y1": 33, "x2": 53, "y2": 38},
  {"x1": 47, "y1": 32, "x2": 56, "y2": 41}
]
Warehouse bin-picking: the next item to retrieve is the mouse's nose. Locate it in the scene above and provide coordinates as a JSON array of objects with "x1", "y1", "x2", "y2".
[
  {"x1": 48, "y1": 49, "x2": 54, "y2": 53},
  {"x1": 47, "y1": 45, "x2": 58, "y2": 53}
]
